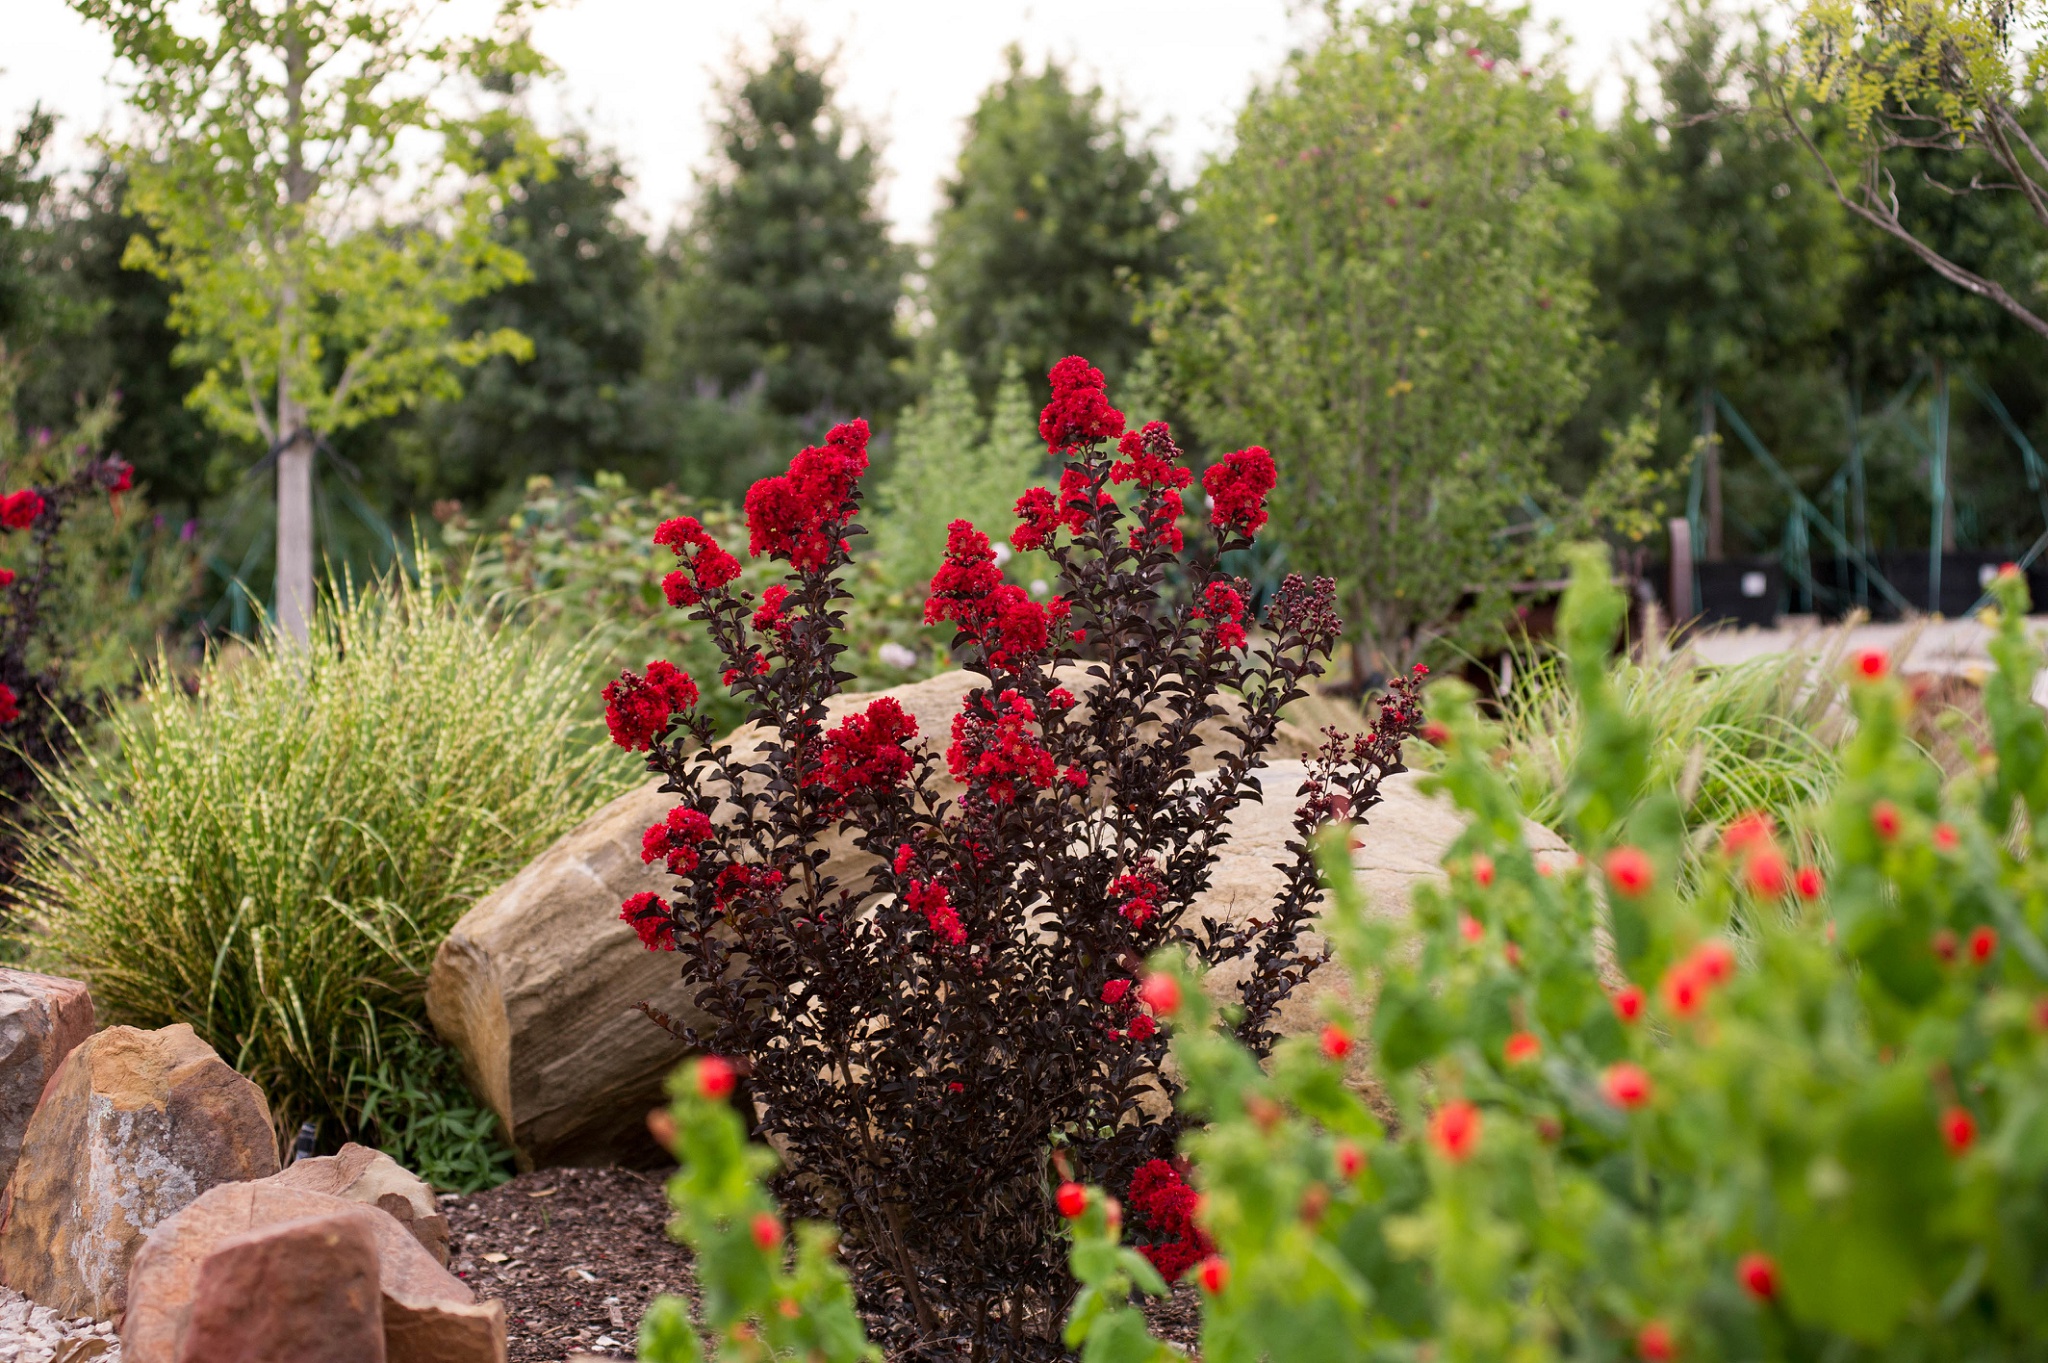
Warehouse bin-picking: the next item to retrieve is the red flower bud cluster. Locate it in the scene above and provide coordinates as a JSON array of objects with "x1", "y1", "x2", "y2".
[
  {"x1": 946, "y1": 689, "x2": 1065, "y2": 805},
  {"x1": 0, "y1": 489, "x2": 43, "y2": 531},
  {"x1": 1011, "y1": 486, "x2": 1060, "y2": 550},
  {"x1": 643, "y1": 805, "x2": 715, "y2": 876},
  {"x1": 1127, "y1": 1159, "x2": 1213, "y2": 1281},
  {"x1": 1111, "y1": 422, "x2": 1194, "y2": 492},
  {"x1": 744, "y1": 418, "x2": 870, "y2": 569},
  {"x1": 603, "y1": 660, "x2": 699, "y2": 751},
  {"x1": 925, "y1": 521, "x2": 1070, "y2": 671},
  {"x1": 1202, "y1": 447, "x2": 1276, "y2": 538},
  {"x1": 1039, "y1": 356, "x2": 1126, "y2": 454},
  {"x1": 815, "y1": 697, "x2": 921, "y2": 796},
  {"x1": 1195, "y1": 581, "x2": 1248, "y2": 651},
  {"x1": 619, "y1": 891, "x2": 675, "y2": 951},
  {"x1": 714, "y1": 862, "x2": 785, "y2": 913},
  {"x1": 654, "y1": 515, "x2": 742, "y2": 607}
]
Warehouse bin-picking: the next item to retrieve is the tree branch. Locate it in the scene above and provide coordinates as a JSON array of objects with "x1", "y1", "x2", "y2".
[{"x1": 1769, "y1": 77, "x2": 2048, "y2": 341}]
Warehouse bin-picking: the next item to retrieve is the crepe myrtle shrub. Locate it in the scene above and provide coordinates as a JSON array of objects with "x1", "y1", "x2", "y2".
[
  {"x1": 602, "y1": 355, "x2": 1423, "y2": 1349},
  {"x1": 1055, "y1": 552, "x2": 2048, "y2": 1363}
]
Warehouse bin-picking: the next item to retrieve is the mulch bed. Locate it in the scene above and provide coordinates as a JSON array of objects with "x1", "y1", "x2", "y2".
[
  {"x1": 446, "y1": 1167, "x2": 693, "y2": 1362},
  {"x1": 444, "y1": 1167, "x2": 1205, "y2": 1363}
]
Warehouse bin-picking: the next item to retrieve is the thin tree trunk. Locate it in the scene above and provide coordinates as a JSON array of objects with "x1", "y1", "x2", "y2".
[{"x1": 276, "y1": 408, "x2": 314, "y2": 646}]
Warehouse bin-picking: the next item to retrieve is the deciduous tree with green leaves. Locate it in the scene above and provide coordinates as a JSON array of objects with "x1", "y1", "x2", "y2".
[
  {"x1": 1154, "y1": 2, "x2": 1611, "y2": 676},
  {"x1": 76, "y1": 0, "x2": 544, "y2": 642}
]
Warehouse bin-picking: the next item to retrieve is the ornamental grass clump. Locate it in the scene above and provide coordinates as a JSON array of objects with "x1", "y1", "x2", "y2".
[
  {"x1": 607, "y1": 355, "x2": 1421, "y2": 1350},
  {"x1": 17, "y1": 572, "x2": 638, "y2": 1176}
]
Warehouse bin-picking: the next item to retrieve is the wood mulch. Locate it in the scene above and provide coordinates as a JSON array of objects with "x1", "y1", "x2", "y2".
[{"x1": 443, "y1": 1167, "x2": 1205, "y2": 1363}]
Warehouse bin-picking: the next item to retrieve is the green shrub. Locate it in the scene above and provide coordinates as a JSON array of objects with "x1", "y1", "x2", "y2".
[
  {"x1": 1069, "y1": 551, "x2": 2048, "y2": 1360},
  {"x1": 15, "y1": 571, "x2": 637, "y2": 1179}
]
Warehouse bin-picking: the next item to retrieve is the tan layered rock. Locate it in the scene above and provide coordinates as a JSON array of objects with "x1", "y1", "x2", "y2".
[
  {"x1": 122, "y1": 1181, "x2": 502, "y2": 1363},
  {"x1": 0, "y1": 1024, "x2": 277, "y2": 1318},
  {"x1": 427, "y1": 668, "x2": 1352, "y2": 1169},
  {"x1": 272, "y1": 1142, "x2": 447, "y2": 1265},
  {"x1": 170, "y1": 1210, "x2": 386, "y2": 1363},
  {"x1": 1190, "y1": 763, "x2": 1573, "y2": 1107},
  {"x1": 0, "y1": 968, "x2": 95, "y2": 1196}
]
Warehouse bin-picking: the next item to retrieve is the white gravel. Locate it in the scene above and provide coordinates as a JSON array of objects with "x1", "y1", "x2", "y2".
[{"x1": 0, "y1": 1288, "x2": 119, "y2": 1362}]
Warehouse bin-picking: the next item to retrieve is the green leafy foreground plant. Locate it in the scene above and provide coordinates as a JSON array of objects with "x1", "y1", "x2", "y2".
[{"x1": 642, "y1": 549, "x2": 2048, "y2": 1361}]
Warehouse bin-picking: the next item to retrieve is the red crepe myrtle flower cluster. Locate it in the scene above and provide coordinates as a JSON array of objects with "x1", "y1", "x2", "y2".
[
  {"x1": 744, "y1": 418, "x2": 870, "y2": 568},
  {"x1": 815, "y1": 698, "x2": 921, "y2": 797},
  {"x1": 1100, "y1": 977, "x2": 1158, "y2": 1042},
  {"x1": 752, "y1": 584, "x2": 792, "y2": 633},
  {"x1": 945, "y1": 688, "x2": 1070, "y2": 805},
  {"x1": 1011, "y1": 486, "x2": 1060, "y2": 551},
  {"x1": 1112, "y1": 422, "x2": 1194, "y2": 492},
  {"x1": 604, "y1": 660, "x2": 700, "y2": 752},
  {"x1": 643, "y1": 805, "x2": 715, "y2": 877},
  {"x1": 0, "y1": 490, "x2": 43, "y2": 531},
  {"x1": 0, "y1": 684, "x2": 20, "y2": 725},
  {"x1": 905, "y1": 878, "x2": 966, "y2": 947},
  {"x1": 1195, "y1": 581, "x2": 1248, "y2": 650},
  {"x1": 655, "y1": 515, "x2": 742, "y2": 606},
  {"x1": 1108, "y1": 860, "x2": 1165, "y2": 929},
  {"x1": 1202, "y1": 447, "x2": 1276, "y2": 538},
  {"x1": 1039, "y1": 356, "x2": 1125, "y2": 454},
  {"x1": 924, "y1": 520, "x2": 1069, "y2": 670},
  {"x1": 1127, "y1": 1160, "x2": 1214, "y2": 1281},
  {"x1": 619, "y1": 891, "x2": 676, "y2": 951},
  {"x1": 714, "y1": 862, "x2": 784, "y2": 913}
]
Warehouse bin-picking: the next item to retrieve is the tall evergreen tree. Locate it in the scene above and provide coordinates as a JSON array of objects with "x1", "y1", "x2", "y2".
[
  {"x1": 399, "y1": 134, "x2": 653, "y2": 505},
  {"x1": 926, "y1": 49, "x2": 1182, "y2": 399},
  {"x1": 664, "y1": 33, "x2": 907, "y2": 427}
]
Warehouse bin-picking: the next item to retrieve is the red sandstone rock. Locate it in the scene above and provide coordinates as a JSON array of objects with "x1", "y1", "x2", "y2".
[
  {"x1": 0, "y1": 968, "x2": 94, "y2": 1199},
  {"x1": 172, "y1": 1210, "x2": 386, "y2": 1363},
  {"x1": 0, "y1": 1024, "x2": 277, "y2": 1318},
  {"x1": 272, "y1": 1143, "x2": 448, "y2": 1265}
]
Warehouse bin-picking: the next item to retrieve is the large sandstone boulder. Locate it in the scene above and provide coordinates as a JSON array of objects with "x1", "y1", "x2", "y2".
[
  {"x1": 427, "y1": 668, "x2": 1352, "y2": 1169},
  {"x1": 0, "y1": 1024, "x2": 278, "y2": 1318},
  {"x1": 1192, "y1": 763, "x2": 1573, "y2": 1107},
  {"x1": 272, "y1": 1142, "x2": 448, "y2": 1265},
  {"x1": 0, "y1": 969, "x2": 94, "y2": 1197},
  {"x1": 168, "y1": 1210, "x2": 386, "y2": 1363},
  {"x1": 122, "y1": 1181, "x2": 504, "y2": 1363}
]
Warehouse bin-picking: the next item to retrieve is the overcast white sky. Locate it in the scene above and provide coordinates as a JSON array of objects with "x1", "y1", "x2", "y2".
[{"x1": 3, "y1": 0, "x2": 1662, "y2": 240}]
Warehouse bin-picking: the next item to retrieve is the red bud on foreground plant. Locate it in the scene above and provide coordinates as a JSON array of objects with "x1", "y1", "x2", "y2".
[{"x1": 604, "y1": 357, "x2": 1421, "y2": 1345}]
